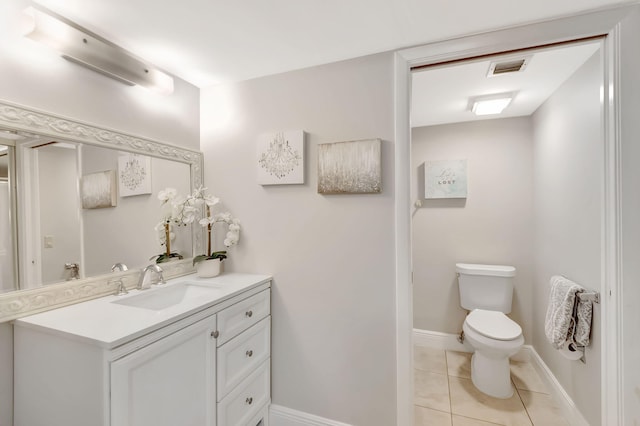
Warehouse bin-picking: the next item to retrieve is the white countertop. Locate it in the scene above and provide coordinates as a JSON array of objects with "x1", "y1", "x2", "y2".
[{"x1": 14, "y1": 272, "x2": 271, "y2": 349}]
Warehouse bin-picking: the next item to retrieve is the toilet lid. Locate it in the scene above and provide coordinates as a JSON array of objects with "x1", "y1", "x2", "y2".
[{"x1": 466, "y1": 309, "x2": 522, "y2": 341}]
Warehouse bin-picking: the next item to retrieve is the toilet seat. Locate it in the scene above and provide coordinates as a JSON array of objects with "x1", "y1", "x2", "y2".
[{"x1": 465, "y1": 309, "x2": 522, "y2": 341}]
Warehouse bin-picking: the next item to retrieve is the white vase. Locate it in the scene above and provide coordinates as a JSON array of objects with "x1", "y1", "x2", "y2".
[{"x1": 195, "y1": 259, "x2": 222, "y2": 278}]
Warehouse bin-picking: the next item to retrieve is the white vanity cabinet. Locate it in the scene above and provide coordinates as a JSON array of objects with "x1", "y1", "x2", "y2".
[
  {"x1": 14, "y1": 273, "x2": 271, "y2": 426},
  {"x1": 110, "y1": 315, "x2": 218, "y2": 426}
]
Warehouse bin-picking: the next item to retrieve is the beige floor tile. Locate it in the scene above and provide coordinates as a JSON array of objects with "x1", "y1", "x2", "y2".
[
  {"x1": 510, "y1": 362, "x2": 548, "y2": 394},
  {"x1": 415, "y1": 346, "x2": 448, "y2": 374},
  {"x1": 452, "y1": 415, "x2": 504, "y2": 425},
  {"x1": 518, "y1": 389, "x2": 569, "y2": 426},
  {"x1": 414, "y1": 405, "x2": 452, "y2": 426},
  {"x1": 446, "y1": 351, "x2": 472, "y2": 379},
  {"x1": 415, "y1": 369, "x2": 451, "y2": 412},
  {"x1": 449, "y1": 376, "x2": 532, "y2": 426}
]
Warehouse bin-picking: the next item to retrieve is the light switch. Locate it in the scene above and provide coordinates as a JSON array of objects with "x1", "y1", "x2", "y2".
[{"x1": 44, "y1": 235, "x2": 54, "y2": 248}]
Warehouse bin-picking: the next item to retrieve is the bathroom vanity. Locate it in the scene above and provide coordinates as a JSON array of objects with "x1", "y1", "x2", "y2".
[{"x1": 13, "y1": 272, "x2": 271, "y2": 426}]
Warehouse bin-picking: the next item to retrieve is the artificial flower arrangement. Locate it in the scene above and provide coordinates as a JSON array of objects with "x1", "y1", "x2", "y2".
[{"x1": 153, "y1": 186, "x2": 240, "y2": 267}]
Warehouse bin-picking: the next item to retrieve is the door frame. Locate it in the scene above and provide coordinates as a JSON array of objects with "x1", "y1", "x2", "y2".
[{"x1": 394, "y1": 5, "x2": 636, "y2": 425}]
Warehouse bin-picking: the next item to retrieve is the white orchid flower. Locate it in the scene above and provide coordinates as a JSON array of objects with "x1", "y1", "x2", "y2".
[
  {"x1": 156, "y1": 187, "x2": 241, "y2": 257},
  {"x1": 158, "y1": 187, "x2": 177, "y2": 201},
  {"x1": 215, "y1": 212, "x2": 232, "y2": 223},
  {"x1": 205, "y1": 195, "x2": 220, "y2": 207},
  {"x1": 200, "y1": 216, "x2": 216, "y2": 226},
  {"x1": 192, "y1": 186, "x2": 207, "y2": 198},
  {"x1": 185, "y1": 214, "x2": 197, "y2": 224}
]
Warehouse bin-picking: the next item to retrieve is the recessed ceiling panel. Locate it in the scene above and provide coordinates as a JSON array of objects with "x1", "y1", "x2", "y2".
[{"x1": 411, "y1": 42, "x2": 601, "y2": 128}]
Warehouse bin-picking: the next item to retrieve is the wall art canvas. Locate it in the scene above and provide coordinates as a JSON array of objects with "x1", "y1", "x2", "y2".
[
  {"x1": 81, "y1": 170, "x2": 117, "y2": 209},
  {"x1": 424, "y1": 159, "x2": 467, "y2": 199},
  {"x1": 257, "y1": 130, "x2": 305, "y2": 185},
  {"x1": 317, "y1": 139, "x2": 381, "y2": 194},
  {"x1": 118, "y1": 153, "x2": 152, "y2": 197}
]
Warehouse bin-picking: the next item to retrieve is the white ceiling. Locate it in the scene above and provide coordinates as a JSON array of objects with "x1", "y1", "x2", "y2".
[
  {"x1": 0, "y1": 0, "x2": 629, "y2": 88},
  {"x1": 411, "y1": 42, "x2": 601, "y2": 128}
]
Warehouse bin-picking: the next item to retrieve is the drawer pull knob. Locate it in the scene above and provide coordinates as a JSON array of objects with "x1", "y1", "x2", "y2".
[
  {"x1": 246, "y1": 397, "x2": 253, "y2": 405},
  {"x1": 211, "y1": 330, "x2": 219, "y2": 338},
  {"x1": 245, "y1": 310, "x2": 253, "y2": 318},
  {"x1": 246, "y1": 350, "x2": 253, "y2": 357}
]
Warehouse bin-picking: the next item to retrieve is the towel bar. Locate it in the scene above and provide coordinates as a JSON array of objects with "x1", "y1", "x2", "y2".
[{"x1": 577, "y1": 291, "x2": 600, "y2": 304}]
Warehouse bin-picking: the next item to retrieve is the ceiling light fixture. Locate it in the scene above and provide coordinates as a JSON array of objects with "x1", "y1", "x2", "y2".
[
  {"x1": 23, "y1": 6, "x2": 174, "y2": 95},
  {"x1": 470, "y1": 94, "x2": 514, "y2": 116}
]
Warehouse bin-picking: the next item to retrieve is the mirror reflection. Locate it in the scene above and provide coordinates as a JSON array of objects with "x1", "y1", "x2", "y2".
[
  {"x1": 1, "y1": 131, "x2": 193, "y2": 293},
  {"x1": 0, "y1": 141, "x2": 16, "y2": 293}
]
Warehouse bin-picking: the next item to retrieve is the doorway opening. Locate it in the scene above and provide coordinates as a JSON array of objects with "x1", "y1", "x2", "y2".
[
  {"x1": 409, "y1": 39, "x2": 604, "y2": 425},
  {"x1": 393, "y1": 8, "x2": 635, "y2": 426}
]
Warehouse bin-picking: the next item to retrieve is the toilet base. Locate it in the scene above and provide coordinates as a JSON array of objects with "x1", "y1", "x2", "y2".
[{"x1": 470, "y1": 351, "x2": 513, "y2": 399}]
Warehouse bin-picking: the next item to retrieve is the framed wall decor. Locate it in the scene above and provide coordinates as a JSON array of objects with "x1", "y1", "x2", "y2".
[
  {"x1": 257, "y1": 130, "x2": 305, "y2": 185},
  {"x1": 317, "y1": 138, "x2": 381, "y2": 194},
  {"x1": 118, "y1": 153, "x2": 152, "y2": 197},
  {"x1": 81, "y1": 170, "x2": 117, "y2": 209},
  {"x1": 424, "y1": 159, "x2": 467, "y2": 199}
]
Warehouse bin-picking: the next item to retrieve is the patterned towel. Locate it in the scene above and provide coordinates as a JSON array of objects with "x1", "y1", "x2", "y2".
[{"x1": 544, "y1": 275, "x2": 593, "y2": 349}]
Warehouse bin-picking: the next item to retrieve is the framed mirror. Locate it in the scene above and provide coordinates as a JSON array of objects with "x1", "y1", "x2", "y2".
[{"x1": 0, "y1": 100, "x2": 204, "y2": 321}]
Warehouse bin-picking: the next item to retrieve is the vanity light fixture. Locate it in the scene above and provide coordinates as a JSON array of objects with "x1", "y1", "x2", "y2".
[
  {"x1": 470, "y1": 94, "x2": 514, "y2": 116},
  {"x1": 23, "y1": 6, "x2": 174, "y2": 95}
]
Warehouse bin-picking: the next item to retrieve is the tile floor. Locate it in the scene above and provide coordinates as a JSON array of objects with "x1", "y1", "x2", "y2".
[{"x1": 414, "y1": 346, "x2": 570, "y2": 426}]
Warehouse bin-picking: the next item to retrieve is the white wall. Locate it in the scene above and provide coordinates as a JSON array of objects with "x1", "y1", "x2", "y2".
[
  {"x1": 0, "y1": 182, "x2": 14, "y2": 293},
  {"x1": 0, "y1": 0, "x2": 200, "y2": 150},
  {"x1": 0, "y1": 2, "x2": 200, "y2": 422},
  {"x1": 201, "y1": 53, "x2": 396, "y2": 425},
  {"x1": 38, "y1": 146, "x2": 82, "y2": 284},
  {"x1": 411, "y1": 118, "x2": 534, "y2": 340},
  {"x1": 619, "y1": 8, "x2": 640, "y2": 425},
  {"x1": 80, "y1": 145, "x2": 192, "y2": 276},
  {"x1": 531, "y1": 52, "x2": 602, "y2": 425},
  {"x1": 0, "y1": 322, "x2": 11, "y2": 426}
]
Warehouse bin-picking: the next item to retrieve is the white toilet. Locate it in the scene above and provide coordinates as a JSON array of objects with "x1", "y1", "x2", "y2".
[{"x1": 456, "y1": 263, "x2": 524, "y2": 399}]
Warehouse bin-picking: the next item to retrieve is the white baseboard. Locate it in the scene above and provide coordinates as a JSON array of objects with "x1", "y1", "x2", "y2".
[
  {"x1": 527, "y1": 348, "x2": 590, "y2": 426},
  {"x1": 412, "y1": 328, "x2": 472, "y2": 352},
  {"x1": 269, "y1": 405, "x2": 353, "y2": 426},
  {"x1": 412, "y1": 328, "x2": 531, "y2": 361},
  {"x1": 413, "y1": 328, "x2": 588, "y2": 425}
]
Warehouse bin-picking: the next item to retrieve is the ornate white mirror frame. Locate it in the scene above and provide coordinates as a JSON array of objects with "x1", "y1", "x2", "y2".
[{"x1": 0, "y1": 99, "x2": 204, "y2": 322}]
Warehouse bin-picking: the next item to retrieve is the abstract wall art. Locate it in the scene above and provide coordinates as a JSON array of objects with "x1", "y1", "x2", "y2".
[
  {"x1": 317, "y1": 139, "x2": 381, "y2": 194},
  {"x1": 81, "y1": 170, "x2": 117, "y2": 209},
  {"x1": 257, "y1": 130, "x2": 305, "y2": 185},
  {"x1": 424, "y1": 159, "x2": 467, "y2": 199},
  {"x1": 118, "y1": 153, "x2": 152, "y2": 197}
]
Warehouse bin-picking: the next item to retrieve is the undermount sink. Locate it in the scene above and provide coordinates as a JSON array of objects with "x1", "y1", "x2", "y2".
[{"x1": 112, "y1": 281, "x2": 223, "y2": 311}]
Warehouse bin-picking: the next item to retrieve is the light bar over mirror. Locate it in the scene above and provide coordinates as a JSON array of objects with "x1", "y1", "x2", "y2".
[{"x1": 23, "y1": 5, "x2": 174, "y2": 95}]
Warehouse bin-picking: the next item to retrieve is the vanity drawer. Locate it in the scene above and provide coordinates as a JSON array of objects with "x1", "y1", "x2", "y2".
[
  {"x1": 218, "y1": 359, "x2": 270, "y2": 426},
  {"x1": 218, "y1": 316, "x2": 271, "y2": 401},
  {"x1": 217, "y1": 289, "x2": 270, "y2": 345}
]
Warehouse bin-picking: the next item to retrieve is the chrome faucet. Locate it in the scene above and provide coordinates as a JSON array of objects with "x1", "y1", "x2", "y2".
[
  {"x1": 111, "y1": 263, "x2": 128, "y2": 272},
  {"x1": 137, "y1": 264, "x2": 165, "y2": 290},
  {"x1": 65, "y1": 263, "x2": 80, "y2": 280}
]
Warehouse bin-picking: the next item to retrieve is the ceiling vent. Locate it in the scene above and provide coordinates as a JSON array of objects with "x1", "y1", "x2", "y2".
[{"x1": 487, "y1": 55, "x2": 532, "y2": 77}]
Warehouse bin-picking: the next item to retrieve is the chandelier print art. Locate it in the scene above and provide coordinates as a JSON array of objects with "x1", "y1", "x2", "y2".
[
  {"x1": 120, "y1": 156, "x2": 147, "y2": 191},
  {"x1": 256, "y1": 130, "x2": 305, "y2": 185},
  {"x1": 258, "y1": 132, "x2": 301, "y2": 178},
  {"x1": 118, "y1": 153, "x2": 152, "y2": 196}
]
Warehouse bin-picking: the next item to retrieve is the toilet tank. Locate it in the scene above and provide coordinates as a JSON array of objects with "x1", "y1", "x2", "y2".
[{"x1": 456, "y1": 263, "x2": 516, "y2": 313}]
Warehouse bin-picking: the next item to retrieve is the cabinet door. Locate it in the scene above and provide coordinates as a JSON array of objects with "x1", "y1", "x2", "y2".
[{"x1": 110, "y1": 316, "x2": 217, "y2": 426}]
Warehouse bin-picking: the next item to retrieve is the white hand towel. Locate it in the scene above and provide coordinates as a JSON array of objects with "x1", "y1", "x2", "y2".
[
  {"x1": 544, "y1": 275, "x2": 583, "y2": 349},
  {"x1": 574, "y1": 293, "x2": 593, "y2": 347}
]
